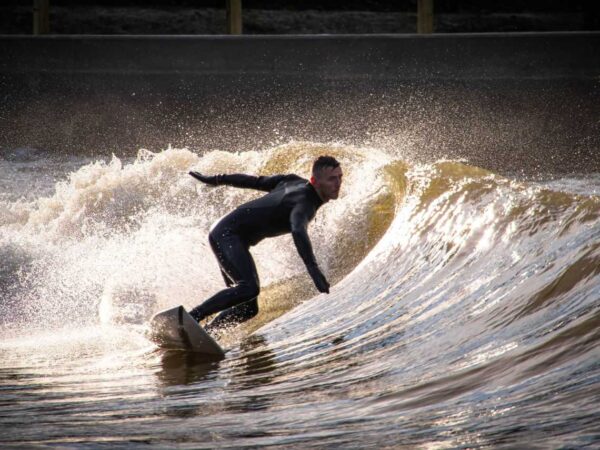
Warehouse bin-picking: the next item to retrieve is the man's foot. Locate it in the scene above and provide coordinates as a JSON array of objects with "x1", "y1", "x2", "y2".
[
  {"x1": 204, "y1": 300, "x2": 259, "y2": 334},
  {"x1": 188, "y1": 306, "x2": 207, "y2": 323}
]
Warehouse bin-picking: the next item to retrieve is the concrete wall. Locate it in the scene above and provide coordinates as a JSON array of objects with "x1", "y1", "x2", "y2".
[
  {"x1": 2, "y1": 33, "x2": 599, "y2": 79},
  {"x1": 1, "y1": 33, "x2": 599, "y2": 174}
]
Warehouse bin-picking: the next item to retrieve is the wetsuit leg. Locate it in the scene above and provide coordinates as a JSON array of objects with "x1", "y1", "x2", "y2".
[
  {"x1": 219, "y1": 267, "x2": 234, "y2": 287},
  {"x1": 189, "y1": 229, "x2": 260, "y2": 323},
  {"x1": 205, "y1": 253, "x2": 259, "y2": 331},
  {"x1": 205, "y1": 298, "x2": 259, "y2": 332}
]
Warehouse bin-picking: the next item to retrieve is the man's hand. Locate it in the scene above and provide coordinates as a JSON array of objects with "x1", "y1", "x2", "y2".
[
  {"x1": 189, "y1": 171, "x2": 219, "y2": 185},
  {"x1": 307, "y1": 264, "x2": 330, "y2": 294}
]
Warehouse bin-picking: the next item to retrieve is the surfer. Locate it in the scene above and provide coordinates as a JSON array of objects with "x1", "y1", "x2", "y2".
[{"x1": 188, "y1": 156, "x2": 342, "y2": 332}]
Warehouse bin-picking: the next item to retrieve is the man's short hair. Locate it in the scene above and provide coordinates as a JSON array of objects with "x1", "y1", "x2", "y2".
[{"x1": 312, "y1": 155, "x2": 340, "y2": 176}]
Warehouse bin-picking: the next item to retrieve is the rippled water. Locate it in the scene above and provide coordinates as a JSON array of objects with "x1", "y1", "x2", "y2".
[{"x1": 1, "y1": 143, "x2": 599, "y2": 448}]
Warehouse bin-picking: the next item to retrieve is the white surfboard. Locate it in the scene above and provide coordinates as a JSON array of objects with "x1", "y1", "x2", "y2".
[{"x1": 149, "y1": 305, "x2": 225, "y2": 357}]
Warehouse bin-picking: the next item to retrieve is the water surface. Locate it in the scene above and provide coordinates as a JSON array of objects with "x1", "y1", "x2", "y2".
[{"x1": 1, "y1": 143, "x2": 599, "y2": 448}]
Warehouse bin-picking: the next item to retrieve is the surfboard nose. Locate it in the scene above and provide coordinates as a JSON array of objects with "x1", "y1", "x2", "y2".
[{"x1": 149, "y1": 305, "x2": 226, "y2": 357}]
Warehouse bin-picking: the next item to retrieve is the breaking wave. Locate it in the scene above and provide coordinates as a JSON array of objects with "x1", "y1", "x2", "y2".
[{"x1": 0, "y1": 143, "x2": 598, "y2": 448}]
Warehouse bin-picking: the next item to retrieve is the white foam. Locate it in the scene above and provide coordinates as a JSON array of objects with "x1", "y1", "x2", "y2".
[{"x1": 0, "y1": 144, "x2": 392, "y2": 331}]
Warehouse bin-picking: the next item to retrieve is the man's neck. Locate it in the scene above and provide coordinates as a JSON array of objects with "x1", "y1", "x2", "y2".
[{"x1": 309, "y1": 181, "x2": 328, "y2": 203}]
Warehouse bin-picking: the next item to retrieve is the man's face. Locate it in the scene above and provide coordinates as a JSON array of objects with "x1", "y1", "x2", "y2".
[{"x1": 312, "y1": 166, "x2": 343, "y2": 202}]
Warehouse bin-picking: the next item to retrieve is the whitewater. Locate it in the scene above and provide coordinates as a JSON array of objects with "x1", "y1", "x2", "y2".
[{"x1": 0, "y1": 142, "x2": 598, "y2": 448}]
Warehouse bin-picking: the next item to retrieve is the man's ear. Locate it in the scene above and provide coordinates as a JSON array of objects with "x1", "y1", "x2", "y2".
[{"x1": 310, "y1": 175, "x2": 317, "y2": 185}]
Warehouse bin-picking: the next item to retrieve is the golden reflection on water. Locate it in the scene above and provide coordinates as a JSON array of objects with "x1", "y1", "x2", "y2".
[
  {"x1": 151, "y1": 333, "x2": 280, "y2": 418},
  {"x1": 155, "y1": 351, "x2": 222, "y2": 387}
]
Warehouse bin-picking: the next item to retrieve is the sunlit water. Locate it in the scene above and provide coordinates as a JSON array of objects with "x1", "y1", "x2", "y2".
[{"x1": 1, "y1": 143, "x2": 599, "y2": 448}]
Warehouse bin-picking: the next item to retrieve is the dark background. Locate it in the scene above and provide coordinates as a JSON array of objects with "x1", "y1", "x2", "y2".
[
  {"x1": 2, "y1": 0, "x2": 599, "y2": 34},
  {"x1": 2, "y1": 3, "x2": 599, "y2": 176}
]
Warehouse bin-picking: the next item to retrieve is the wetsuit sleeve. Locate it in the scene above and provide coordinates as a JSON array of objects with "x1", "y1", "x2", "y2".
[
  {"x1": 290, "y1": 202, "x2": 318, "y2": 267},
  {"x1": 215, "y1": 174, "x2": 289, "y2": 192},
  {"x1": 291, "y1": 203, "x2": 330, "y2": 293}
]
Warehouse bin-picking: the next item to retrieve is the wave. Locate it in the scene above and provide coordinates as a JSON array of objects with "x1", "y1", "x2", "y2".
[
  {"x1": 261, "y1": 157, "x2": 600, "y2": 417},
  {"x1": 1, "y1": 143, "x2": 597, "y2": 355},
  {"x1": 1, "y1": 143, "x2": 599, "y2": 446}
]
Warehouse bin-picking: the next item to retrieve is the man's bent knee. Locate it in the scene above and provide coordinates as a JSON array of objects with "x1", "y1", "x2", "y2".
[{"x1": 239, "y1": 282, "x2": 260, "y2": 301}]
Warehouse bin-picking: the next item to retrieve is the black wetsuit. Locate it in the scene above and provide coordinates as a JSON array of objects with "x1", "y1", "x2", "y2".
[{"x1": 189, "y1": 173, "x2": 329, "y2": 329}]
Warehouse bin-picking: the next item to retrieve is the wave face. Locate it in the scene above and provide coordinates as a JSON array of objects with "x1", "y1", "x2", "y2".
[{"x1": 1, "y1": 144, "x2": 599, "y2": 448}]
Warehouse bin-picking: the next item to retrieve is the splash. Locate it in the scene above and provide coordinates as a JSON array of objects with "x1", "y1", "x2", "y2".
[{"x1": 0, "y1": 143, "x2": 396, "y2": 334}]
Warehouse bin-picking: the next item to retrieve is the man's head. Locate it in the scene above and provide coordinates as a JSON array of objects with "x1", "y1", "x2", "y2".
[{"x1": 310, "y1": 155, "x2": 343, "y2": 202}]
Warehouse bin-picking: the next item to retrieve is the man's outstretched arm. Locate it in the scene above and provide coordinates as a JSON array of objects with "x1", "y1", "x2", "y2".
[
  {"x1": 189, "y1": 171, "x2": 291, "y2": 192},
  {"x1": 290, "y1": 204, "x2": 330, "y2": 294}
]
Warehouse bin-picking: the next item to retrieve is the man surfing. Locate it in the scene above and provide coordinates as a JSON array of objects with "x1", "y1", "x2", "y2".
[{"x1": 188, "y1": 155, "x2": 343, "y2": 332}]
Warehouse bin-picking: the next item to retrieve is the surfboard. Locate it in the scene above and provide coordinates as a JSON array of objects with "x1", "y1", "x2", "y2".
[{"x1": 148, "y1": 305, "x2": 225, "y2": 357}]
